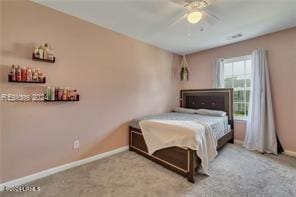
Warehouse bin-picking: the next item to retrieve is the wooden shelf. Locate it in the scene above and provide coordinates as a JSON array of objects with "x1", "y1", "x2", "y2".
[
  {"x1": 8, "y1": 75, "x2": 46, "y2": 83},
  {"x1": 32, "y1": 54, "x2": 55, "y2": 63},
  {"x1": 44, "y1": 100, "x2": 79, "y2": 102},
  {"x1": 44, "y1": 95, "x2": 79, "y2": 102}
]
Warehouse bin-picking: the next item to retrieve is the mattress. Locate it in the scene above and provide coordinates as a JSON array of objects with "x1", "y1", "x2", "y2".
[{"x1": 130, "y1": 112, "x2": 230, "y2": 139}]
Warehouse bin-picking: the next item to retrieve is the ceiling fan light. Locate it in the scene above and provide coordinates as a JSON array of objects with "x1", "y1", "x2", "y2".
[{"x1": 187, "y1": 11, "x2": 202, "y2": 24}]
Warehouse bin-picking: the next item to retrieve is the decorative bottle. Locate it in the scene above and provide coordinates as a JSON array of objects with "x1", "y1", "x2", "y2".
[
  {"x1": 11, "y1": 65, "x2": 16, "y2": 81},
  {"x1": 16, "y1": 66, "x2": 22, "y2": 81},
  {"x1": 27, "y1": 68, "x2": 32, "y2": 82}
]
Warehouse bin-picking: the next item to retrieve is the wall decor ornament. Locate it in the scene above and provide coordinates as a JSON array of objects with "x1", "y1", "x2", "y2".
[{"x1": 180, "y1": 55, "x2": 189, "y2": 81}]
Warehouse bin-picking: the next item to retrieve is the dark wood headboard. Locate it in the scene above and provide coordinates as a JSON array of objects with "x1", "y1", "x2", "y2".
[{"x1": 180, "y1": 89, "x2": 234, "y2": 128}]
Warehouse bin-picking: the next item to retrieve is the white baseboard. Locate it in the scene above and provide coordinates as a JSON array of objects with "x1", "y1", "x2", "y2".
[
  {"x1": 284, "y1": 150, "x2": 296, "y2": 157},
  {"x1": 0, "y1": 146, "x2": 129, "y2": 191}
]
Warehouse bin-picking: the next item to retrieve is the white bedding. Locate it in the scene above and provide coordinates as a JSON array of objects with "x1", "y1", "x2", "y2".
[
  {"x1": 130, "y1": 112, "x2": 230, "y2": 139},
  {"x1": 139, "y1": 119, "x2": 218, "y2": 175}
]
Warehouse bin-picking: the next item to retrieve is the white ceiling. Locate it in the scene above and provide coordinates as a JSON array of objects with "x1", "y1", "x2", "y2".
[{"x1": 34, "y1": 0, "x2": 296, "y2": 55}]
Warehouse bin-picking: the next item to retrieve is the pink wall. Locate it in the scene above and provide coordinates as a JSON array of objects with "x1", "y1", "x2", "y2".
[
  {"x1": 0, "y1": 1, "x2": 180, "y2": 183},
  {"x1": 184, "y1": 27, "x2": 296, "y2": 152},
  {"x1": 0, "y1": 0, "x2": 3, "y2": 184}
]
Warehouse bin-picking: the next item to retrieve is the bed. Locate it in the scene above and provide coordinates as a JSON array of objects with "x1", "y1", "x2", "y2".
[{"x1": 129, "y1": 89, "x2": 234, "y2": 183}]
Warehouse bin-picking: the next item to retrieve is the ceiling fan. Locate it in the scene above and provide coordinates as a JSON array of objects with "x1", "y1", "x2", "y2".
[{"x1": 168, "y1": 0, "x2": 219, "y2": 27}]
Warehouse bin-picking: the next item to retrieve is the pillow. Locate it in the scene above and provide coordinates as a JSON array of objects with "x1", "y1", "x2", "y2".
[
  {"x1": 195, "y1": 109, "x2": 226, "y2": 117},
  {"x1": 173, "y1": 107, "x2": 197, "y2": 114}
]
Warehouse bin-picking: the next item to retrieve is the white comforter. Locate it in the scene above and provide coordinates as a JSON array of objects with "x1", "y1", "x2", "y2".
[{"x1": 139, "y1": 119, "x2": 218, "y2": 175}]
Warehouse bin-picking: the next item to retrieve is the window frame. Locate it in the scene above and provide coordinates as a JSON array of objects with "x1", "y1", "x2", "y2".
[
  {"x1": 223, "y1": 55, "x2": 252, "y2": 121},
  {"x1": 223, "y1": 55, "x2": 251, "y2": 65}
]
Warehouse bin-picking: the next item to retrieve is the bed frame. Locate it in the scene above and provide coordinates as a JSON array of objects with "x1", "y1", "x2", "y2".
[{"x1": 129, "y1": 89, "x2": 234, "y2": 183}]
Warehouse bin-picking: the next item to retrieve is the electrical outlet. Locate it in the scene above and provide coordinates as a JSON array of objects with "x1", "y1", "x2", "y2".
[{"x1": 73, "y1": 140, "x2": 79, "y2": 149}]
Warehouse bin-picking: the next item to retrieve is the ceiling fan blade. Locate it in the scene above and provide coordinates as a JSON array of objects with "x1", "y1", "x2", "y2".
[
  {"x1": 153, "y1": 11, "x2": 187, "y2": 37},
  {"x1": 201, "y1": 10, "x2": 219, "y2": 25},
  {"x1": 167, "y1": 12, "x2": 188, "y2": 28}
]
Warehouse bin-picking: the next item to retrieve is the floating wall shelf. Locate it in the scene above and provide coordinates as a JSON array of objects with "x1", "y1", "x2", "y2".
[
  {"x1": 8, "y1": 75, "x2": 46, "y2": 84},
  {"x1": 32, "y1": 54, "x2": 55, "y2": 63},
  {"x1": 44, "y1": 99, "x2": 79, "y2": 102},
  {"x1": 44, "y1": 95, "x2": 80, "y2": 102}
]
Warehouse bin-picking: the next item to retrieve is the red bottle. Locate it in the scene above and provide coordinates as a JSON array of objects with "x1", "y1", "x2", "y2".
[
  {"x1": 21, "y1": 67, "x2": 27, "y2": 81},
  {"x1": 16, "y1": 66, "x2": 22, "y2": 82}
]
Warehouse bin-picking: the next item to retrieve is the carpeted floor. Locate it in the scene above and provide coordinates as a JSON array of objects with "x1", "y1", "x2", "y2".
[{"x1": 2, "y1": 144, "x2": 296, "y2": 197}]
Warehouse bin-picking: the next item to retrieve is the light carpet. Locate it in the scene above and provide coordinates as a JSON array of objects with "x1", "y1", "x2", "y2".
[{"x1": 2, "y1": 144, "x2": 296, "y2": 197}]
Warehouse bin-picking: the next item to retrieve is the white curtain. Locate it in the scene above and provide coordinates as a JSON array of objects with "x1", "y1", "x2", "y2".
[
  {"x1": 243, "y1": 49, "x2": 278, "y2": 154},
  {"x1": 213, "y1": 58, "x2": 224, "y2": 88}
]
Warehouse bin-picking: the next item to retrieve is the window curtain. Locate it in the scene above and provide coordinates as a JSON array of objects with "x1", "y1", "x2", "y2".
[
  {"x1": 213, "y1": 58, "x2": 224, "y2": 88},
  {"x1": 243, "y1": 49, "x2": 279, "y2": 154}
]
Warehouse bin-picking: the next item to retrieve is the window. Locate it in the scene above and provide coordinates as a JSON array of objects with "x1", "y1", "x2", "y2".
[{"x1": 223, "y1": 55, "x2": 252, "y2": 120}]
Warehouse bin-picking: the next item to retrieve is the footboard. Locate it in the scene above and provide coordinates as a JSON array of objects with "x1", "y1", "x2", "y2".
[{"x1": 129, "y1": 126, "x2": 199, "y2": 183}]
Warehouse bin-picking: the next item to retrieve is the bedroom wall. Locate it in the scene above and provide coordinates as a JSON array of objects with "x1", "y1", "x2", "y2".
[
  {"x1": 0, "y1": 0, "x2": 3, "y2": 184},
  {"x1": 182, "y1": 27, "x2": 296, "y2": 152},
  {"x1": 0, "y1": 1, "x2": 180, "y2": 183}
]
